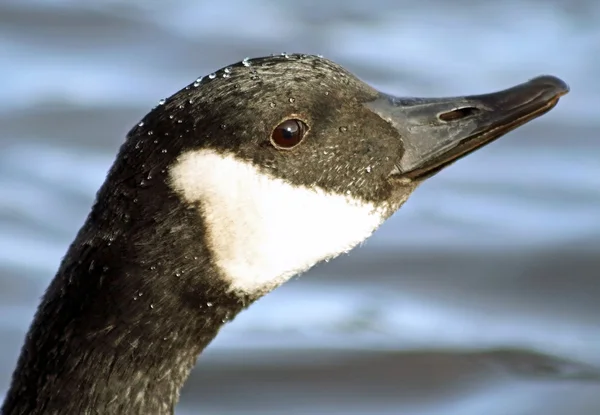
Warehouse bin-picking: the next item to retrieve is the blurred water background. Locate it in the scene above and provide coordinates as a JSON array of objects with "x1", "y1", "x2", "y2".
[{"x1": 1, "y1": 0, "x2": 599, "y2": 414}]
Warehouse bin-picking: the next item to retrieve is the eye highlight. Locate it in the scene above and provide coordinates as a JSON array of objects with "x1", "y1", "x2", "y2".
[{"x1": 270, "y1": 119, "x2": 308, "y2": 150}]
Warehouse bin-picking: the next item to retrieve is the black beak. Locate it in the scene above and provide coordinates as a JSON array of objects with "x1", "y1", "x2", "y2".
[{"x1": 366, "y1": 75, "x2": 569, "y2": 179}]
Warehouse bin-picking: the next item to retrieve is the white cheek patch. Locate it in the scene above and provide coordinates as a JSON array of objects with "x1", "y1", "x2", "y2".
[{"x1": 169, "y1": 149, "x2": 388, "y2": 296}]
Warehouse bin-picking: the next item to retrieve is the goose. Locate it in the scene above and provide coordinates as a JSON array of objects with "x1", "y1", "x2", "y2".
[{"x1": 1, "y1": 54, "x2": 568, "y2": 415}]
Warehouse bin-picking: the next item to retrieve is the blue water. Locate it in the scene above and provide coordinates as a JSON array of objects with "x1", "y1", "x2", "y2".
[{"x1": 1, "y1": 1, "x2": 599, "y2": 414}]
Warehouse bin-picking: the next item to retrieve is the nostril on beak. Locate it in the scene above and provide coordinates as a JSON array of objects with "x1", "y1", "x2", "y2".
[{"x1": 438, "y1": 107, "x2": 480, "y2": 122}]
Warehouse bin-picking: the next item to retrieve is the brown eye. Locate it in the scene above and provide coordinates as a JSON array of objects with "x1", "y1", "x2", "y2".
[{"x1": 270, "y1": 119, "x2": 308, "y2": 149}]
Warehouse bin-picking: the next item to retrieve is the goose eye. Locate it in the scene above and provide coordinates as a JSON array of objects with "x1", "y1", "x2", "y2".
[{"x1": 271, "y1": 119, "x2": 308, "y2": 149}]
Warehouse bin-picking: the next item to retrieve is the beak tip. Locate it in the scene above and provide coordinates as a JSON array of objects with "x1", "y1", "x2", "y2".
[{"x1": 529, "y1": 75, "x2": 570, "y2": 96}]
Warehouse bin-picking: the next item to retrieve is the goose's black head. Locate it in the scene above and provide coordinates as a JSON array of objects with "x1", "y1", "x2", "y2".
[{"x1": 115, "y1": 53, "x2": 568, "y2": 297}]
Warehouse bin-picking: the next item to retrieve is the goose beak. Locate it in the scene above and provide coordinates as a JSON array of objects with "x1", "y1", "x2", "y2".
[{"x1": 366, "y1": 75, "x2": 569, "y2": 179}]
